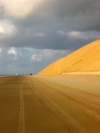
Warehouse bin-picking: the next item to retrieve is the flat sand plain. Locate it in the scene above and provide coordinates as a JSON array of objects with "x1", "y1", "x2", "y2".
[{"x1": 0, "y1": 75, "x2": 100, "y2": 133}]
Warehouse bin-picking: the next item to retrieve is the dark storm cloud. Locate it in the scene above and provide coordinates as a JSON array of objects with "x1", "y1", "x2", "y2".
[
  {"x1": 0, "y1": 0, "x2": 100, "y2": 50},
  {"x1": 33, "y1": 0, "x2": 100, "y2": 31}
]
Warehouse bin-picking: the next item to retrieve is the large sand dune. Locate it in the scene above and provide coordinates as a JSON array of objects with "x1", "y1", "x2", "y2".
[{"x1": 38, "y1": 40, "x2": 100, "y2": 75}]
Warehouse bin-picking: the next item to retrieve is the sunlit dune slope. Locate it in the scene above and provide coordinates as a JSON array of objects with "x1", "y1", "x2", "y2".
[{"x1": 38, "y1": 40, "x2": 100, "y2": 75}]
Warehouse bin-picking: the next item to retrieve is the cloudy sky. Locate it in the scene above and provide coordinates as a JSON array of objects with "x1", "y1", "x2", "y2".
[{"x1": 0, "y1": 0, "x2": 100, "y2": 75}]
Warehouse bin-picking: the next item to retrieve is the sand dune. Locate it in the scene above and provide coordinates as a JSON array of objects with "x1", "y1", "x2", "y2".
[{"x1": 38, "y1": 40, "x2": 100, "y2": 75}]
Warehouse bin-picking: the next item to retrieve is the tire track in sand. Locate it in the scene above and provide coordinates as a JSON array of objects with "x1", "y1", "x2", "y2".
[
  {"x1": 18, "y1": 85, "x2": 25, "y2": 133},
  {"x1": 29, "y1": 78, "x2": 87, "y2": 133},
  {"x1": 35, "y1": 78, "x2": 100, "y2": 121}
]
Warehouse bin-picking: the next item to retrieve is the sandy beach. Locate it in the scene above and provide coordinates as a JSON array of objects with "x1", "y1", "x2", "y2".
[{"x1": 0, "y1": 75, "x2": 100, "y2": 133}]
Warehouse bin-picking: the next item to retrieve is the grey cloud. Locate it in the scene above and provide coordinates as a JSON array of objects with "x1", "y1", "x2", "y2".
[
  {"x1": 0, "y1": 0, "x2": 99, "y2": 50},
  {"x1": 49, "y1": 0, "x2": 100, "y2": 31},
  {"x1": 30, "y1": 0, "x2": 100, "y2": 31},
  {"x1": 0, "y1": 5, "x2": 4, "y2": 17},
  {"x1": 0, "y1": 47, "x2": 71, "y2": 74},
  {"x1": 1, "y1": 0, "x2": 100, "y2": 74}
]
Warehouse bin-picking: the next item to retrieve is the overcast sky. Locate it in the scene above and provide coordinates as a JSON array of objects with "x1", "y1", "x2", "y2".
[{"x1": 0, "y1": 0, "x2": 100, "y2": 75}]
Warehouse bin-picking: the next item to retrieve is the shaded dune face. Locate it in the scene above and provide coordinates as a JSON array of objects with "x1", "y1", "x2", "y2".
[{"x1": 38, "y1": 40, "x2": 100, "y2": 75}]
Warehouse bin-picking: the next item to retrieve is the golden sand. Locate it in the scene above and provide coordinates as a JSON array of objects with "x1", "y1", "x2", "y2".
[
  {"x1": 0, "y1": 76, "x2": 99, "y2": 133},
  {"x1": 38, "y1": 40, "x2": 100, "y2": 75}
]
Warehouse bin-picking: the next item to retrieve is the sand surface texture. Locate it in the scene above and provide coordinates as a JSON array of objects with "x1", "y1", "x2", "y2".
[
  {"x1": 0, "y1": 75, "x2": 100, "y2": 133},
  {"x1": 38, "y1": 40, "x2": 100, "y2": 75}
]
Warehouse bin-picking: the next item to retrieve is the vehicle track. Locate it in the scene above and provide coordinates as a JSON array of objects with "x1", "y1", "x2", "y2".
[{"x1": 18, "y1": 85, "x2": 25, "y2": 133}]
